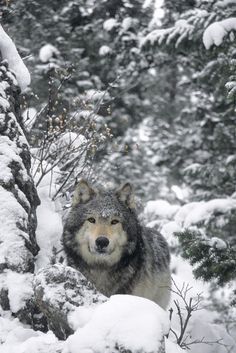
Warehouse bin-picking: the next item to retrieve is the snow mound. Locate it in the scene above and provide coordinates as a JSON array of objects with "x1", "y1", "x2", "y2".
[
  {"x1": 39, "y1": 44, "x2": 59, "y2": 63},
  {"x1": 1, "y1": 317, "x2": 61, "y2": 353},
  {"x1": 0, "y1": 24, "x2": 31, "y2": 91},
  {"x1": 65, "y1": 295, "x2": 170, "y2": 353},
  {"x1": 203, "y1": 18, "x2": 236, "y2": 49}
]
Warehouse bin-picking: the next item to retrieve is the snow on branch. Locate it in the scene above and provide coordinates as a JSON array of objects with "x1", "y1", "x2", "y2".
[
  {"x1": 0, "y1": 24, "x2": 30, "y2": 91},
  {"x1": 203, "y1": 18, "x2": 236, "y2": 49}
]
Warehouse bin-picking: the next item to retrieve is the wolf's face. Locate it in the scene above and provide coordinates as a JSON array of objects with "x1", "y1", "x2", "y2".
[
  {"x1": 75, "y1": 213, "x2": 128, "y2": 266},
  {"x1": 69, "y1": 180, "x2": 137, "y2": 267}
]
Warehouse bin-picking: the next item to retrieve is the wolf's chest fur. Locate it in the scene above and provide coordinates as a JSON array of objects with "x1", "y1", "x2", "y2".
[
  {"x1": 84, "y1": 263, "x2": 137, "y2": 297},
  {"x1": 81, "y1": 258, "x2": 171, "y2": 310}
]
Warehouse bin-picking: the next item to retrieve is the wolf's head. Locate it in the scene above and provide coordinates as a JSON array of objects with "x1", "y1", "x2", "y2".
[{"x1": 63, "y1": 180, "x2": 141, "y2": 267}]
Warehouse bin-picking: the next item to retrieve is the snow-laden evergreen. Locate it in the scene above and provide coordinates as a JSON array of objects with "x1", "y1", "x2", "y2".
[{"x1": 0, "y1": 24, "x2": 30, "y2": 91}]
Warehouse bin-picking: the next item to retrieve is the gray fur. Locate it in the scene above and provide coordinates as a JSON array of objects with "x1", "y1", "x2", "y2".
[{"x1": 62, "y1": 181, "x2": 171, "y2": 309}]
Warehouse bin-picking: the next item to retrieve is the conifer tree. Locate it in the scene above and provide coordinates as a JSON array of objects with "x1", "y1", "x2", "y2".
[{"x1": 142, "y1": 0, "x2": 236, "y2": 305}]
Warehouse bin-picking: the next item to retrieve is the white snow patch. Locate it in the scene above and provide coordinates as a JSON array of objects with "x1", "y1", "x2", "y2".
[
  {"x1": 0, "y1": 24, "x2": 31, "y2": 91},
  {"x1": 22, "y1": 107, "x2": 37, "y2": 131},
  {"x1": 217, "y1": 0, "x2": 236, "y2": 7},
  {"x1": 39, "y1": 44, "x2": 59, "y2": 63},
  {"x1": 144, "y1": 199, "x2": 180, "y2": 220},
  {"x1": 1, "y1": 325, "x2": 60, "y2": 353},
  {"x1": 171, "y1": 184, "x2": 189, "y2": 201},
  {"x1": 98, "y1": 45, "x2": 112, "y2": 56},
  {"x1": 35, "y1": 191, "x2": 63, "y2": 270},
  {"x1": 103, "y1": 18, "x2": 119, "y2": 31},
  {"x1": 186, "y1": 316, "x2": 236, "y2": 353},
  {"x1": 121, "y1": 17, "x2": 133, "y2": 31},
  {"x1": 0, "y1": 96, "x2": 10, "y2": 111},
  {"x1": 140, "y1": 28, "x2": 171, "y2": 46},
  {"x1": 208, "y1": 237, "x2": 227, "y2": 249},
  {"x1": 175, "y1": 198, "x2": 236, "y2": 227},
  {"x1": 86, "y1": 89, "x2": 109, "y2": 102},
  {"x1": 65, "y1": 295, "x2": 169, "y2": 353},
  {"x1": 0, "y1": 135, "x2": 29, "y2": 183},
  {"x1": 32, "y1": 161, "x2": 63, "y2": 270},
  {"x1": 160, "y1": 221, "x2": 182, "y2": 247},
  {"x1": 5, "y1": 271, "x2": 33, "y2": 313},
  {"x1": 0, "y1": 187, "x2": 30, "y2": 267},
  {"x1": 0, "y1": 80, "x2": 9, "y2": 98},
  {"x1": 165, "y1": 338, "x2": 185, "y2": 352},
  {"x1": 203, "y1": 18, "x2": 236, "y2": 49}
]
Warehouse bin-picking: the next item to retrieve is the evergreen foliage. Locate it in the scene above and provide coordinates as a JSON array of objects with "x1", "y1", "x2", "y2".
[
  {"x1": 175, "y1": 229, "x2": 236, "y2": 286},
  {"x1": 142, "y1": 0, "x2": 236, "y2": 199}
]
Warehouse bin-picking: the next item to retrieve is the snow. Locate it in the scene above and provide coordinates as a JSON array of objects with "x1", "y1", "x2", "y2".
[
  {"x1": 171, "y1": 184, "x2": 189, "y2": 201},
  {"x1": 85, "y1": 89, "x2": 109, "y2": 102},
  {"x1": 39, "y1": 44, "x2": 59, "y2": 63},
  {"x1": 144, "y1": 199, "x2": 180, "y2": 220},
  {"x1": 175, "y1": 198, "x2": 236, "y2": 227},
  {"x1": 0, "y1": 81, "x2": 9, "y2": 98},
  {"x1": 0, "y1": 135, "x2": 29, "y2": 183},
  {"x1": 0, "y1": 96, "x2": 10, "y2": 111},
  {"x1": 35, "y1": 191, "x2": 63, "y2": 270},
  {"x1": 187, "y1": 316, "x2": 235, "y2": 353},
  {"x1": 98, "y1": 45, "x2": 112, "y2": 56},
  {"x1": 0, "y1": 187, "x2": 29, "y2": 267},
  {"x1": 217, "y1": 0, "x2": 236, "y2": 7},
  {"x1": 165, "y1": 339, "x2": 185, "y2": 353},
  {"x1": 5, "y1": 271, "x2": 33, "y2": 313},
  {"x1": 208, "y1": 237, "x2": 227, "y2": 249},
  {"x1": 140, "y1": 28, "x2": 171, "y2": 46},
  {"x1": 22, "y1": 108, "x2": 37, "y2": 131},
  {"x1": 1, "y1": 186, "x2": 236, "y2": 352},
  {"x1": 143, "y1": 0, "x2": 165, "y2": 26},
  {"x1": 0, "y1": 24, "x2": 31, "y2": 91},
  {"x1": 160, "y1": 221, "x2": 182, "y2": 248},
  {"x1": 65, "y1": 295, "x2": 170, "y2": 353},
  {"x1": 33, "y1": 161, "x2": 63, "y2": 270},
  {"x1": 121, "y1": 17, "x2": 133, "y2": 31},
  {"x1": 1, "y1": 318, "x2": 61, "y2": 353},
  {"x1": 203, "y1": 18, "x2": 236, "y2": 49},
  {"x1": 103, "y1": 18, "x2": 119, "y2": 31}
]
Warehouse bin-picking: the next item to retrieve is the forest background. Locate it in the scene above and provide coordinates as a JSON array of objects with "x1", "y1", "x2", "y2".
[{"x1": 0, "y1": 0, "x2": 236, "y2": 352}]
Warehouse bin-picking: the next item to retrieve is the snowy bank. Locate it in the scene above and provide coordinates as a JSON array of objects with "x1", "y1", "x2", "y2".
[{"x1": 65, "y1": 295, "x2": 169, "y2": 353}]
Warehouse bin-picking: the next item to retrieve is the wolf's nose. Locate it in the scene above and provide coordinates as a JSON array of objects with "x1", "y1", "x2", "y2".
[{"x1": 96, "y1": 236, "x2": 109, "y2": 249}]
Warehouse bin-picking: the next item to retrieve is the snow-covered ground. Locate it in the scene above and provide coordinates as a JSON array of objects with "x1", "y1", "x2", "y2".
[{"x1": 1, "y1": 177, "x2": 236, "y2": 353}]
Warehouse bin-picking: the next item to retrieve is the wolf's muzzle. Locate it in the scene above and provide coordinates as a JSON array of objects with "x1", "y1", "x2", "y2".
[{"x1": 95, "y1": 236, "x2": 109, "y2": 253}]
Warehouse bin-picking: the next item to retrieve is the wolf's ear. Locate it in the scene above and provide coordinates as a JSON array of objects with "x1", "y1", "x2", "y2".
[
  {"x1": 116, "y1": 182, "x2": 135, "y2": 209},
  {"x1": 72, "y1": 179, "x2": 96, "y2": 206}
]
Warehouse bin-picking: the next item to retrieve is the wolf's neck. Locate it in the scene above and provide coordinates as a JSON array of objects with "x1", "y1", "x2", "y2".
[{"x1": 80, "y1": 243, "x2": 144, "y2": 297}]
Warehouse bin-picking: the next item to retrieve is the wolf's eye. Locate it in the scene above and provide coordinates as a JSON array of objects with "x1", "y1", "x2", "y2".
[
  {"x1": 111, "y1": 219, "x2": 119, "y2": 225},
  {"x1": 87, "y1": 217, "x2": 96, "y2": 223}
]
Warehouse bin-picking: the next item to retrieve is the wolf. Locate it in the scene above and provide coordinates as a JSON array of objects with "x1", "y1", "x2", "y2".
[{"x1": 62, "y1": 180, "x2": 171, "y2": 309}]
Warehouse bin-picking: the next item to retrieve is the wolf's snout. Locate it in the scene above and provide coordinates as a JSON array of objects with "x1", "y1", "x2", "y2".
[{"x1": 95, "y1": 236, "x2": 109, "y2": 250}]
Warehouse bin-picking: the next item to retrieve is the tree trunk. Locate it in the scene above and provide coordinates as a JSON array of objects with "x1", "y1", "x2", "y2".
[{"x1": 0, "y1": 58, "x2": 41, "y2": 327}]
